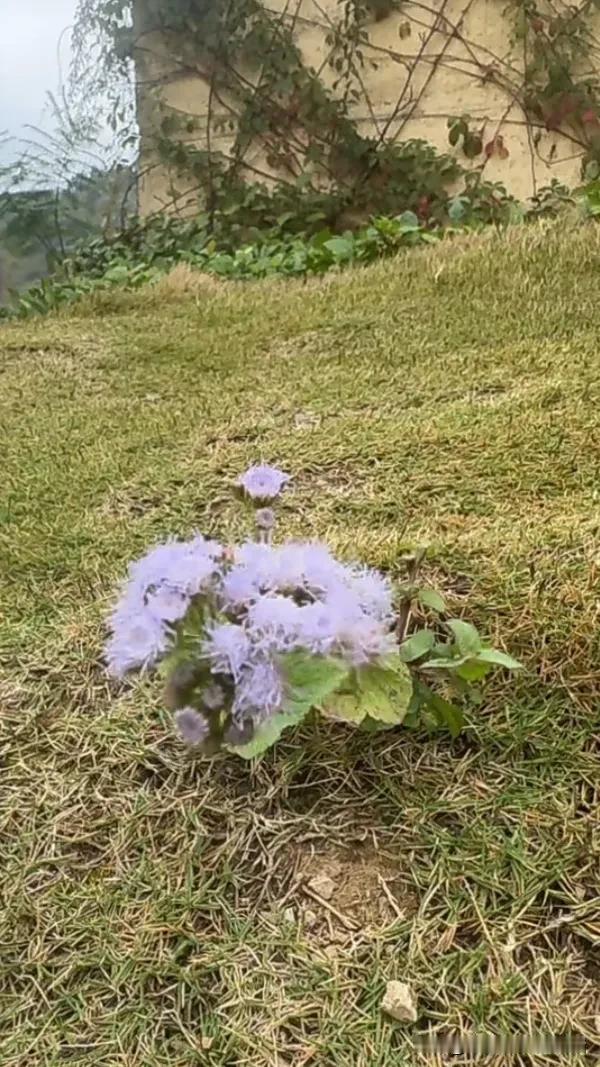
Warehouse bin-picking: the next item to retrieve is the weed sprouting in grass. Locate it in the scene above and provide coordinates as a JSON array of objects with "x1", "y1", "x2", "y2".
[{"x1": 105, "y1": 467, "x2": 520, "y2": 758}]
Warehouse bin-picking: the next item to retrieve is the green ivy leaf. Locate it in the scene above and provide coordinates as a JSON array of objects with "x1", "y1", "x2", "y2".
[
  {"x1": 399, "y1": 628, "x2": 435, "y2": 662},
  {"x1": 226, "y1": 705, "x2": 308, "y2": 759},
  {"x1": 447, "y1": 619, "x2": 482, "y2": 656},
  {"x1": 476, "y1": 648, "x2": 523, "y2": 670},
  {"x1": 280, "y1": 651, "x2": 349, "y2": 714},
  {"x1": 418, "y1": 587, "x2": 446, "y2": 614}
]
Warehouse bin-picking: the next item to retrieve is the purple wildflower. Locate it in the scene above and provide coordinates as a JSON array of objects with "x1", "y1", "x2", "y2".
[
  {"x1": 255, "y1": 508, "x2": 276, "y2": 531},
  {"x1": 129, "y1": 535, "x2": 222, "y2": 598},
  {"x1": 106, "y1": 603, "x2": 170, "y2": 677},
  {"x1": 273, "y1": 542, "x2": 345, "y2": 596},
  {"x1": 175, "y1": 707, "x2": 209, "y2": 744},
  {"x1": 203, "y1": 622, "x2": 250, "y2": 680},
  {"x1": 221, "y1": 565, "x2": 262, "y2": 609},
  {"x1": 106, "y1": 534, "x2": 224, "y2": 678},
  {"x1": 234, "y1": 659, "x2": 283, "y2": 721},
  {"x1": 247, "y1": 594, "x2": 303, "y2": 652},
  {"x1": 296, "y1": 600, "x2": 343, "y2": 655},
  {"x1": 338, "y1": 616, "x2": 397, "y2": 665},
  {"x1": 145, "y1": 586, "x2": 189, "y2": 624},
  {"x1": 221, "y1": 543, "x2": 279, "y2": 607},
  {"x1": 238, "y1": 465, "x2": 290, "y2": 500},
  {"x1": 345, "y1": 567, "x2": 394, "y2": 622}
]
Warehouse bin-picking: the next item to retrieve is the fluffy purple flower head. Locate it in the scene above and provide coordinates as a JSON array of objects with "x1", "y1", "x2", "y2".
[
  {"x1": 129, "y1": 535, "x2": 222, "y2": 597},
  {"x1": 234, "y1": 659, "x2": 283, "y2": 721},
  {"x1": 222, "y1": 541, "x2": 345, "y2": 606},
  {"x1": 106, "y1": 533, "x2": 224, "y2": 678},
  {"x1": 203, "y1": 622, "x2": 250, "y2": 681},
  {"x1": 238, "y1": 465, "x2": 290, "y2": 501},
  {"x1": 272, "y1": 542, "x2": 346, "y2": 596},
  {"x1": 247, "y1": 594, "x2": 303, "y2": 652},
  {"x1": 338, "y1": 615, "x2": 397, "y2": 666},
  {"x1": 175, "y1": 707, "x2": 209, "y2": 745},
  {"x1": 344, "y1": 567, "x2": 394, "y2": 623},
  {"x1": 221, "y1": 543, "x2": 279, "y2": 608},
  {"x1": 106, "y1": 601, "x2": 170, "y2": 677}
]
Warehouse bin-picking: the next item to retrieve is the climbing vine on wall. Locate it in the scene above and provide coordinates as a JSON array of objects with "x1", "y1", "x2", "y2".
[{"x1": 73, "y1": 0, "x2": 600, "y2": 231}]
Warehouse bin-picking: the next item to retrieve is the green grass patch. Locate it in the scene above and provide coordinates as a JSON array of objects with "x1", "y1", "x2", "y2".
[{"x1": 1, "y1": 223, "x2": 598, "y2": 1064}]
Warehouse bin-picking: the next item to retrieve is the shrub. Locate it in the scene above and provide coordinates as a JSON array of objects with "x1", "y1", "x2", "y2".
[{"x1": 105, "y1": 467, "x2": 521, "y2": 759}]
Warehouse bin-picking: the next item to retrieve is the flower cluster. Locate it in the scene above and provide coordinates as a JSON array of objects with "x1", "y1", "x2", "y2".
[
  {"x1": 105, "y1": 466, "x2": 396, "y2": 745},
  {"x1": 105, "y1": 534, "x2": 222, "y2": 678}
]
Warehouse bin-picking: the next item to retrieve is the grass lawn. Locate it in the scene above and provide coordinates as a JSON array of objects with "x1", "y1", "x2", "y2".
[{"x1": 1, "y1": 224, "x2": 599, "y2": 1066}]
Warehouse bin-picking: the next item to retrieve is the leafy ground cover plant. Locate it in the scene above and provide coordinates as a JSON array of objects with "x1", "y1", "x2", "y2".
[
  {"x1": 106, "y1": 466, "x2": 521, "y2": 758},
  {"x1": 4, "y1": 179, "x2": 599, "y2": 320}
]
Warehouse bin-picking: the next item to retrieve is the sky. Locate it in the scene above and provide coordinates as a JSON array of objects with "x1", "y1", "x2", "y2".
[{"x1": 0, "y1": 0, "x2": 78, "y2": 163}]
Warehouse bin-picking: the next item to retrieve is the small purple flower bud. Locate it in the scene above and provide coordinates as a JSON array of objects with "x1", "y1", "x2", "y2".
[
  {"x1": 255, "y1": 508, "x2": 276, "y2": 530},
  {"x1": 175, "y1": 707, "x2": 209, "y2": 745},
  {"x1": 238, "y1": 465, "x2": 290, "y2": 501}
]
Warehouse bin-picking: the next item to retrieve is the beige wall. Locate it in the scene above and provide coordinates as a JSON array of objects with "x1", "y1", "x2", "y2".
[{"x1": 135, "y1": 0, "x2": 596, "y2": 216}]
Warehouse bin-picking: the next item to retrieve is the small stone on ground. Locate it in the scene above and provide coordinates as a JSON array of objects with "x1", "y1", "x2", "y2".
[
  {"x1": 381, "y1": 980, "x2": 418, "y2": 1023},
  {"x1": 308, "y1": 873, "x2": 336, "y2": 900}
]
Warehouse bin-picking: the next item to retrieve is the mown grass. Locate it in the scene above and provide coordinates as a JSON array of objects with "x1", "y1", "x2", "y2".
[{"x1": 1, "y1": 223, "x2": 599, "y2": 1066}]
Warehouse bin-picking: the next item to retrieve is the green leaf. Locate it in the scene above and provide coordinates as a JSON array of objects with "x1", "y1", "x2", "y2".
[
  {"x1": 418, "y1": 587, "x2": 446, "y2": 614},
  {"x1": 448, "y1": 196, "x2": 468, "y2": 223},
  {"x1": 323, "y1": 236, "x2": 353, "y2": 260},
  {"x1": 323, "y1": 654, "x2": 412, "y2": 726},
  {"x1": 355, "y1": 654, "x2": 413, "y2": 724},
  {"x1": 399, "y1": 628, "x2": 435, "y2": 662},
  {"x1": 454, "y1": 659, "x2": 492, "y2": 682},
  {"x1": 280, "y1": 652, "x2": 349, "y2": 714},
  {"x1": 421, "y1": 655, "x2": 467, "y2": 669},
  {"x1": 427, "y1": 692, "x2": 464, "y2": 737},
  {"x1": 322, "y1": 690, "x2": 368, "y2": 724},
  {"x1": 476, "y1": 648, "x2": 523, "y2": 670},
  {"x1": 227, "y1": 705, "x2": 308, "y2": 759},
  {"x1": 447, "y1": 619, "x2": 482, "y2": 655},
  {"x1": 360, "y1": 714, "x2": 397, "y2": 733},
  {"x1": 396, "y1": 210, "x2": 419, "y2": 230},
  {"x1": 413, "y1": 681, "x2": 464, "y2": 737}
]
